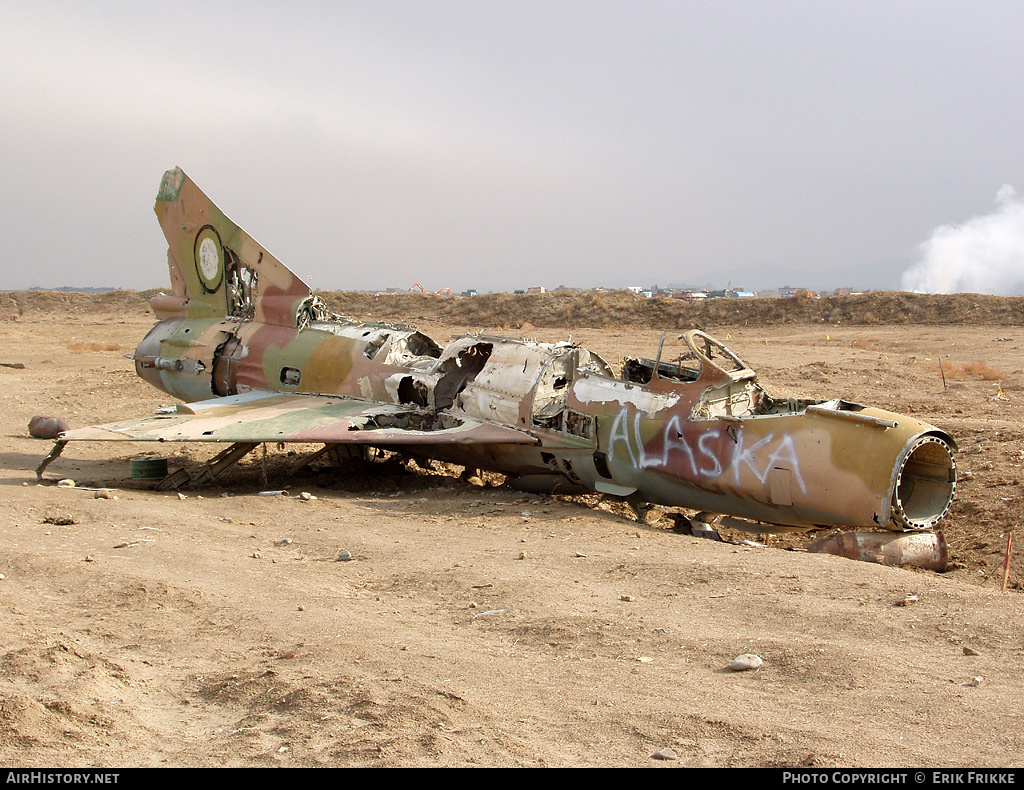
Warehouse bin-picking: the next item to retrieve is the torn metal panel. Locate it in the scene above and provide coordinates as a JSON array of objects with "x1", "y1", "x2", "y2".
[{"x1": 39, "y1": 167, "x2": 958, "y2": 537}]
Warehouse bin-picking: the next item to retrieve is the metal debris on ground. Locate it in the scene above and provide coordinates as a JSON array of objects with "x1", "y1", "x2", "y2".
[{"x1": 807, "y1": 531, "x2": 948, "y2": 571}]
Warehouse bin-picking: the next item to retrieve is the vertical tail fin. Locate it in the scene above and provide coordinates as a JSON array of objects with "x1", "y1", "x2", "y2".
[{"x1": 152, "y1": 167, "x2": 315, "y2": 327}]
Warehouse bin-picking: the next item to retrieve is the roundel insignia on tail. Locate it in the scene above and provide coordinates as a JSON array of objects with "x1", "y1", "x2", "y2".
[{"x1": 194, "y1": 225, "x2": 224, "y2": 293}]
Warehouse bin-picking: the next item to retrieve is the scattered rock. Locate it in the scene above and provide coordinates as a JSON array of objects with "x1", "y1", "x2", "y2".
[
  {"x1": 298, "y1": 491, "x2": 316, "y2": 501},
  {"x1": 895, "y1": 594, "x2": 919, "y2": 607},
  {"x1": 94, "y1": 489, "x2": 114, "y2": 499},
  {"x1": 730, "y1": 653, "x2": 763, "y2": 671},
  {"x1": 650, "y1": 747, "x2": 678, "y2": 761},
  {"x1": 640, "y1": 506, "x2": 663, "y2": 523},
  {"x1": 42, "y1": 514, "x2": 75, "y2": 526},
  {"x1": 963, "y1": 647, "x2": 981, "y2": 656},
  {"x1": 28, "y1": 415, "x2": 69, "y2": 439},
  {"x1": 56, "y1": 478, "x2": 76, "y2": 488},
  {"x1": 336, "y1": 550, "x2": 353, "y2": 562},
  {"x1": 275, "y1": 538, "x2": 293, "y2": 547}
]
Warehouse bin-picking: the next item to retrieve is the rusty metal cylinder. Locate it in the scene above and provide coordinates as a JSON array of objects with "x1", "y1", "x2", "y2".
[
  {"x1": 807, "y1": 530, "x2": 948, "y2": 571},
  {"x1": 129, "y1": 456, "x2": 168, "y2": 480}
]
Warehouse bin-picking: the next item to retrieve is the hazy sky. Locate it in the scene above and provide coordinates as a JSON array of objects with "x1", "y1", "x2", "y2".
[{"x1": 3, "y1": 1, "x2": 1024, "y2": 295}]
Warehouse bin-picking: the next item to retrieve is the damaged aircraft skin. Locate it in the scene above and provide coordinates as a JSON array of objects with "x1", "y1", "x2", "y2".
[{"x1": 37, "y1": 167, "x2": 958, "y2": 533}]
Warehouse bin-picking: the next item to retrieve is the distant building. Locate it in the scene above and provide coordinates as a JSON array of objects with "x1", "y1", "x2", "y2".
[{"x1": 526, "y1": 286, "x2": 546, "y2": 294}]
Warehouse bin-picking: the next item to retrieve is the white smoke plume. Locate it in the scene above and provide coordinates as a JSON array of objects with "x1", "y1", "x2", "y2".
[{"x1": 901, "y1": 185, "x2": 1024, "y2": 295}]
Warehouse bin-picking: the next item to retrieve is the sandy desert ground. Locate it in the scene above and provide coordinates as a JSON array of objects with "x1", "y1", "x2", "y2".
[{"x1": 0, "y1": 293, "x2": 1021, "y2": 767}]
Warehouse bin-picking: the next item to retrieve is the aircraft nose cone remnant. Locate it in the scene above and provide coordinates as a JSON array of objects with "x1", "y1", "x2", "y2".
[
  {"x1": 29, "y1": 415, "x2": 69, "y2": 439},
  {"x1": 37, "y1": 167, "x2": 958, "y2": 538}
]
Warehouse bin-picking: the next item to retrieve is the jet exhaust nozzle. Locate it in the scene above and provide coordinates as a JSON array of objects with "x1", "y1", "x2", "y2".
[{"x1": 891, "y1": 434, "x2": 957, "y2": 531}]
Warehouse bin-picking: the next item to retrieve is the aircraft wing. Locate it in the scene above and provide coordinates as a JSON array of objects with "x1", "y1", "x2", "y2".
[{"x1": 56, "y1": 391, "x2": 539, "y2": 446}]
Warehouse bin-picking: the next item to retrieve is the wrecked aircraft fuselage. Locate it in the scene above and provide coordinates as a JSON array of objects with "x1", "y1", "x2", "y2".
[{"x1": 38, "y1": 168, "x2": 957, "y2": 533}]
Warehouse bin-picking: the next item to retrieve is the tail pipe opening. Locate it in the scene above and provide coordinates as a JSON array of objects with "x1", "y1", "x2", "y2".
[{"x1": 891, "y1": 433, "x2": 957, "y2": 531}]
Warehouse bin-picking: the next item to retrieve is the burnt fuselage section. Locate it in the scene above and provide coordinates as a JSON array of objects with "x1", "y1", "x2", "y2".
[{"x1": 133, "y1": 309, "x2": 957, "y2": 532}]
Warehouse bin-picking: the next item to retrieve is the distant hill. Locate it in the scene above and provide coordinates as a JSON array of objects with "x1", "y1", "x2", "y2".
[{"x1": 2, "y1": 289, "x2": 1021, "y2": 327}]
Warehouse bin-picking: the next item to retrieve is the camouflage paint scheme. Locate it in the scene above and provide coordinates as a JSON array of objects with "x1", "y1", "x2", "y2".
[{"x1": 38, "y1": 168, "x2": 958, "y2": 532}]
